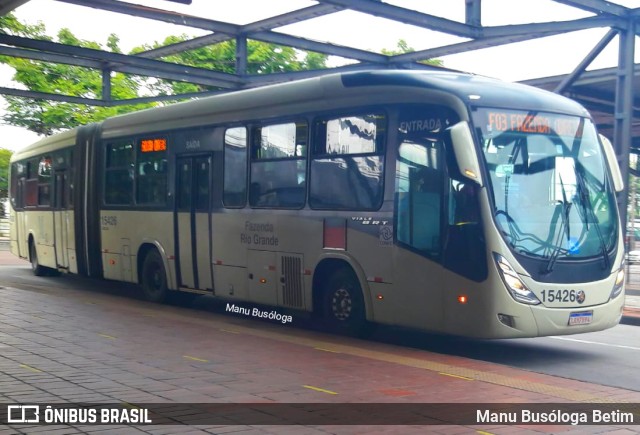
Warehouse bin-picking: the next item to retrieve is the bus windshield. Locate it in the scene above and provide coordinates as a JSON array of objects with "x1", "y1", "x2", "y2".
[{"x1": 472, "y1": 108, "x2": 618, "y2": 263}]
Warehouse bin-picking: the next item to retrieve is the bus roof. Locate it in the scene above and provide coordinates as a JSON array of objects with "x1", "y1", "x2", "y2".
[
  {"x1": 11, "y1": 127, "x2": 78, "y2": 162},
  {"x1": 99, "y1": 70, "x2": 591, "y2": 138},
  {"x1": 13, "y1": 69, "x2": 591, "y2": 160}
]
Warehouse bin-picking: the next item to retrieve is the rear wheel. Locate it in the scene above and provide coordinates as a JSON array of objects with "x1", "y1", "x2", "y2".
[
  {"x1": 29, "y1": 241, "x2": 46, "y2": 277},
  {"x1": 322, "y1": 268, "x2": 368, "y2": 336},
  {"x1": 141, "y1": 250, "x2": 168, "y2": 303}
]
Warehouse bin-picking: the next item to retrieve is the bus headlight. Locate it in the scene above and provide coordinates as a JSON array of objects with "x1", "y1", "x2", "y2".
[
  {"x1": 610, "y1": 267, "x2": 625, "y2": 300},
  {"x1": 494, "y1": 253, "x2": 541, "y2": 305}
]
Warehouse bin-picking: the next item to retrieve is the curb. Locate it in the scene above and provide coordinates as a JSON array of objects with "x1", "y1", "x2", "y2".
[{"x1": 621, "y1": 314, "x2": 640, "y2": 326}]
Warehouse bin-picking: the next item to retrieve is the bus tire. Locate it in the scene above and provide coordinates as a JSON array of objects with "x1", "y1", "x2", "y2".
[
  {"x1": 29, "y1": 241, "x2": 46, "y2": 277},
  {"x1": 141, "y1": 250, "x2": 168, "y2": 303},
  {"x1": 322, "y1": 267, "x2": 368, "y2": 336}
]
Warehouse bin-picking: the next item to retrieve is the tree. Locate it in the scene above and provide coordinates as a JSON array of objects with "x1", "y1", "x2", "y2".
[{"x1": 0, "y1": 148, "x2": 12, "y2": 218}]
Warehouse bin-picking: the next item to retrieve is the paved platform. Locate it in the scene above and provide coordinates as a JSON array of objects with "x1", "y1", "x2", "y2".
[{"x1": 0, "y1": 250, "x2": 640, "y2": 434}]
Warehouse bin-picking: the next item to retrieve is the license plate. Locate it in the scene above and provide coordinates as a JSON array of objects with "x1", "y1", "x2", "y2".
[{"x1": 569, "y1": 311, "x2": 593, "y2": 326}]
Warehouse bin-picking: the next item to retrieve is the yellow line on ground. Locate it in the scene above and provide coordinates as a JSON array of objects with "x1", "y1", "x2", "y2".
[
  {"x1": 183, "y1": 355, "x2": 209, "y2": 362},
  {"x1": 477, "y1": 431, "x2": 494, "y2": 435},
  {"x1": 439, "y1": 372, "x2": 474, "y2": 381},
  {"x1": 303, "y1": 385, "x2": 338, "y2": 395},
  {"x1": 98, "y1": 333, "x2": 116, "y2": 340},
  {"x1": 19, "y1": 364, "x2": 41, "y2": 373},
  {"x1": 314, "y1": 347, "x2": 341, "y2": 353}
]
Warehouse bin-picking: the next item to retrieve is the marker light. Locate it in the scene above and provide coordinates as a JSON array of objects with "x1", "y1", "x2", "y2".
[
  {"x1": 376, "y1": 294, "x2": 384, "y2": 300},
  {"x1": 259, "y1": 278, "x2": 267, "y2": 284},
  {"x1": 457, "y1": 295, "x2": 468, "y2": 304},
  {"x1": 494, "y1": 253, "x2": 541, "y2": 305},
  {"x1": 464, "y1": 169, "x2": 478, "y2": 179}
]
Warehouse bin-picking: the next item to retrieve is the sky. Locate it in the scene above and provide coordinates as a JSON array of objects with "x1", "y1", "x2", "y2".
[{"x1": 1, "y1": 0, "x2": 639, "y2": 151}]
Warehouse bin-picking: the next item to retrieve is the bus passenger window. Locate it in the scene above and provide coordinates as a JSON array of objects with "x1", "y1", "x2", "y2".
[
  {"x1": 37, "y1": 156, "x2": 52, "y2": 206},
  {"x1": 310, "y1": 113, "x2": 385, "y2": 210},
  {"x1": 249, "y1": 121, "x2": 307, "y2": 208},
  {"x1": 104, "y1": 141, "x2": 134, "y2": 205},
  {"x1": 223, "y1": 127, "x2": 247, "y2": 207},
  {"x1": 136, "y1": 159, "x2": 167, "y2": 205}
]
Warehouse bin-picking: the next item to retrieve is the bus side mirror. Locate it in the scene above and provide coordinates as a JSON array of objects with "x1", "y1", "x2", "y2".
[
  {"x1": 449, "y1": 121, "x2": 483, "y2": 187},
  {"x1": 599, "y1": 134, "x2": 624, "y2": 193}
]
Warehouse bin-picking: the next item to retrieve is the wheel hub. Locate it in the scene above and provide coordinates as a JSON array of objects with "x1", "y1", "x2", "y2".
[{"x1": 332, "y1": 288, "x2": 352, "y2": 321}]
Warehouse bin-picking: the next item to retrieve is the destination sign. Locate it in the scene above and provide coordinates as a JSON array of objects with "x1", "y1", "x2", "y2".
[
  {"x1": 140, "y1": 138, "x2": 167, "y2": 153},
  {"x1": 486, "y1": 111, "x2": 581, "y2": 137}
]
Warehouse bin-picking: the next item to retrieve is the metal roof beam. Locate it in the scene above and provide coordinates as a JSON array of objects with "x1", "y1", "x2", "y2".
[
  {"x1": 0, "y1": 46, "x2": 102, "y2": 69},
  {"x1": 55, "y1": 0, "x2": 240, "y2": 34},
  {"x1": 0, "y1": 34, "x2": 243, "y2": 88},
  {"x1": 315, "y1": 0, "x2": 480, "y2": 38},
  {"x1": 0, "y1": 86, "x2": 229, "y2": 107},
  {"x1": 0, "y1": 0, "x2": 30, "y2": 15},
  {"x1": 482, "y1": 15, "x2": 619, "y2": 38},
  {"x1": 137, "y1": 33, "x2": 229, "y2": 59},
  {"x1": 552, "y1": 0, "x2": 629, "y2": 17},
  {"x1": 241, "y1": 3, "x2": 344, "y2": 33},
  {"x1": 251, "y1": 31, "x2": 388, "y2": 64},
  {"x1": 554, "y1": 28, "x2": 617, "y2": 93},
  {"x1": 138, "y1": 3, "x2": 346, "y2": 59},
  {"x1": 57, "y1": 0, "x2": 380, "y2": 65},
  {"x1": 0, "y1": 86, "x2": 109, "y2": 106},
  {"x1": 390, "y1": 16, "x2": 618, "y2": 63}
]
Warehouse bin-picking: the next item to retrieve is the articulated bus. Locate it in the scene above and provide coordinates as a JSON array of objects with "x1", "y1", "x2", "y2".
[{"x1": 9, "y1": 70, "x2": 626, "y2": 338}]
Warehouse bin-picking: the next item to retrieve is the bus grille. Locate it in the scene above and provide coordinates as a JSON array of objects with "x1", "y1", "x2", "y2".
[{"x1": 281, "y1": 255, "x2": 303, "y2": 308}]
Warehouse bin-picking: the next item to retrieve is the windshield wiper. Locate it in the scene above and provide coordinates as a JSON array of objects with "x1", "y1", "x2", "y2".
[
  {"x1": 575, "y1": 167, "x2": 610, "y2": 270},
  {"x1": 543, "y1": 176, "x2": 573, "y2": 274}
]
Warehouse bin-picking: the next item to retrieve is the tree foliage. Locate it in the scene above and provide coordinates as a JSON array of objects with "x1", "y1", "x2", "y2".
[{"x1": 381, "y1": 39, "x2": 443, "y2": 67}]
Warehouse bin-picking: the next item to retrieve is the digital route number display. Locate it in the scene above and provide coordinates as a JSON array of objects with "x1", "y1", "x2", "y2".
[{"x1": 140, "y1": 138, "x2": 167, "y2": 153}]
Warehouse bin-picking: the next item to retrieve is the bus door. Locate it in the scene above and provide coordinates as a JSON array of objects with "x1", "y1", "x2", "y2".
[
  {"x1": 175, "y1": 155, "x2": 213, "y2": 291},
  {"x1": 53, "y1": 170, "x2": 69, "y2": 269}
]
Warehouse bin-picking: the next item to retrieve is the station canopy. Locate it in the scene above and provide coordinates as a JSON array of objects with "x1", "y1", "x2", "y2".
[{"x1": 0, "y1": 0, "x2": 638, "y2": 155}]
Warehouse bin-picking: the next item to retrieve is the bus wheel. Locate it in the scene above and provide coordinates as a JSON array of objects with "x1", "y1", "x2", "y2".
[
  {"x1": 322, "y1": 268, "x2": 367, "y2": 336},
  {"x1": 141, "y1": 251, "x2": 168, "y2": 303},
  {"x1": 29, "y1": 241, "x2": 46, "y2": 277}
]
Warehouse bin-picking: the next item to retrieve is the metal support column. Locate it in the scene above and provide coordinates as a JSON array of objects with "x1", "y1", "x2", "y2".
[
  {"x1": 613, "y1": 20, "x2": 635, "y2": 233},
  {"x1": 465, "y1": 0, "x2": 481, "y2": 27},
  {"x1": 101, "y1": 67, "x2": 111, "y2": 103},
  {"x1": 236, "y1": 36, "x2": 247, "y2": 77}
]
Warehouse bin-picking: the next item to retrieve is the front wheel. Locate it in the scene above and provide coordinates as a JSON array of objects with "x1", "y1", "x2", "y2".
[
  {"x1": 322, "y1": 268, "x2": 368, "y2": 336},
  {"x1": 141, "y1": 251, "x2": 168, "y2": 303}
]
